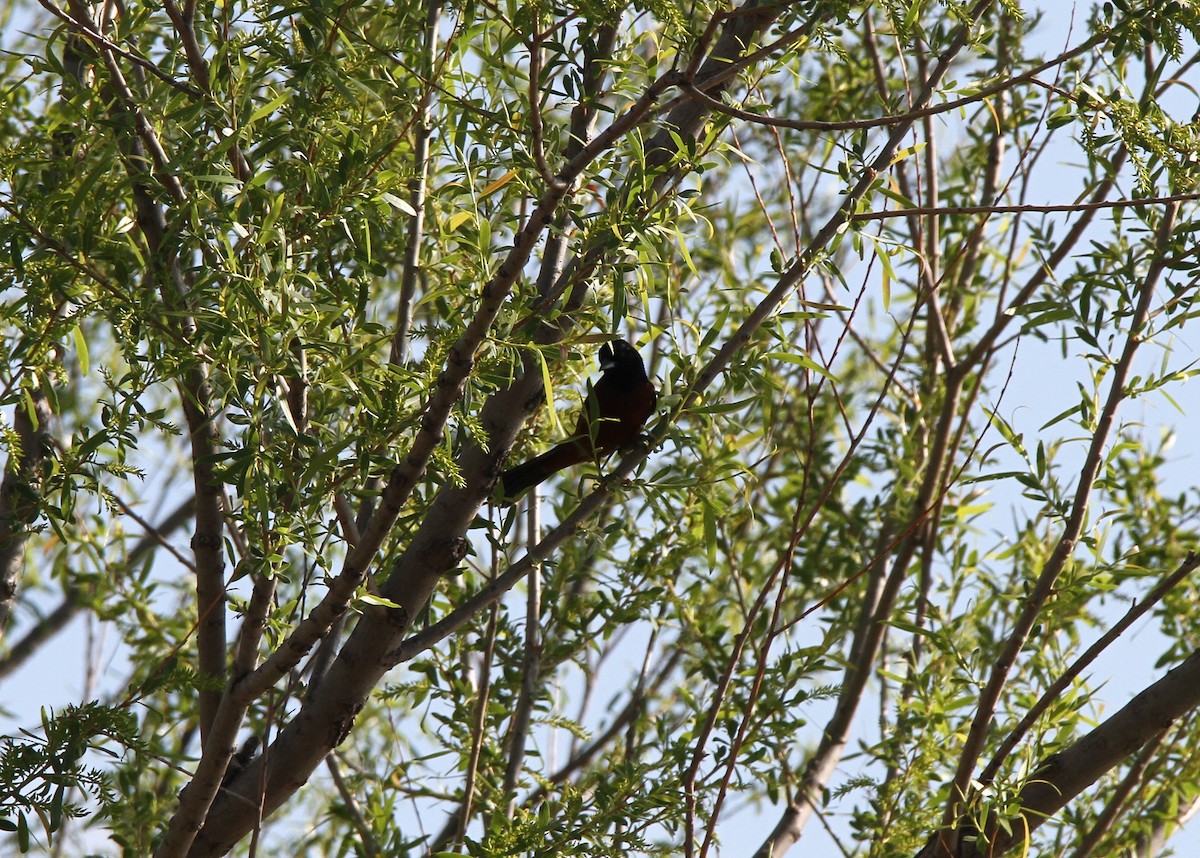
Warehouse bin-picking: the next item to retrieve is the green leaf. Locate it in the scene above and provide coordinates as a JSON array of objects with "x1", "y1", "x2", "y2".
[
  {"x1": 359, "y1": 591, "x2": 402, "y2": 609},
  {"x1": 70, "y1": 325, "x2": 89, "y2": 376},
  {"x1": 380, "y1": 191, "x2": 417, "y2": 217},
  {"x1": 765, "y1": 351, "x2": 837, "y2": 381}
]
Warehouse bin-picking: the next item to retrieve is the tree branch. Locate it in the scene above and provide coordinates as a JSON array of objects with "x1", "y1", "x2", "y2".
[{"x1": 916, "y1": 642, "x2": 1200, "y2": 858}]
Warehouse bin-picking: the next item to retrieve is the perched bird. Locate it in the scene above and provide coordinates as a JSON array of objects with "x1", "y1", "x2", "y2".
[{"x1": 500, "y1": 340, "x2": 657, "y2": 502}]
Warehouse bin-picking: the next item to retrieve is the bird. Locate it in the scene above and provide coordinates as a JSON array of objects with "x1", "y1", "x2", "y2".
[{"x1": 499, "y1": 339, "x2": 657, "y2": 502}]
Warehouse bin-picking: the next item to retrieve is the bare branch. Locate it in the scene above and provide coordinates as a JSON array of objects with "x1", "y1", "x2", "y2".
[
  {"x1": 850, "y1": 192, "x2": 1200, "y2": 221},
  {"x1": 678, "y1": 32, "x2": 1101, "y2": 133},
  {"x1": 502, "y1": 504, "x2": 542, "y2": 815}
]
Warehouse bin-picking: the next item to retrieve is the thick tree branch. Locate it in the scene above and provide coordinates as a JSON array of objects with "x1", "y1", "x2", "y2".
[{"x1": 916, "y1": 642, "x2": 1200, "y2": 858}]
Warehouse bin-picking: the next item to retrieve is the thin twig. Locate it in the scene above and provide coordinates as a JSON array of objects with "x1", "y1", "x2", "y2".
[
  {"x1": 851, "y1": 191, "x2": 1200, "y2": 221},
  {"x1": 326, "y1": 755, "x2": 382, "y2": 857},
  {"x1": 1069, "y1": 728, "x2": 1168, "y2": 858},
  {"x1": 391, "y1": 0, "x2": 441, "y2": 364},
  {"x1": 675, "y1": 31, "x2": 1100, "y2": 133},
  {"x1": 456, "y1": 604, "x2": 500, "y2": 848},
  {"x1": 32, "y1": 0, "x2": 202, "y2": 96},
  {"x1": 111, "y1": 494, "x2": 197, "y2": 573},
  {"x1": 502, "y1": 502, "x2": 542, "y2": 814}
]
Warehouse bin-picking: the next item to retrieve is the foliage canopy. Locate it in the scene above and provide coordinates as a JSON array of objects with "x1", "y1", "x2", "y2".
[{"x1": 1, "y1": 0, "x2": 1200, "y2": 856}]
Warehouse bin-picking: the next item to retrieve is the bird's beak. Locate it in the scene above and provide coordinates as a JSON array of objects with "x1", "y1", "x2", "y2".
[{"x1": 599, "y1": 344, "x2": 616, "y2": 371}]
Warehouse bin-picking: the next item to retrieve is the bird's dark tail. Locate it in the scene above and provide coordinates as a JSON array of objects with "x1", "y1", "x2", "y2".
[{"x1": 498, "y1": 445, "x2": 581, "y2": 502}]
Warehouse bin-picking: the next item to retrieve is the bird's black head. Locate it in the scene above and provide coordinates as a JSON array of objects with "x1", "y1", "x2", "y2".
[{"x1": 599, "y1": 339, "x2": 649, "y2": 383}]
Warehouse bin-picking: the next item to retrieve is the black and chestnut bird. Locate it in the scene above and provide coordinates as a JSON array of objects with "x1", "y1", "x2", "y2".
[{"x1": 499, "y1": 339, "x2": 657, "y2": 502}]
